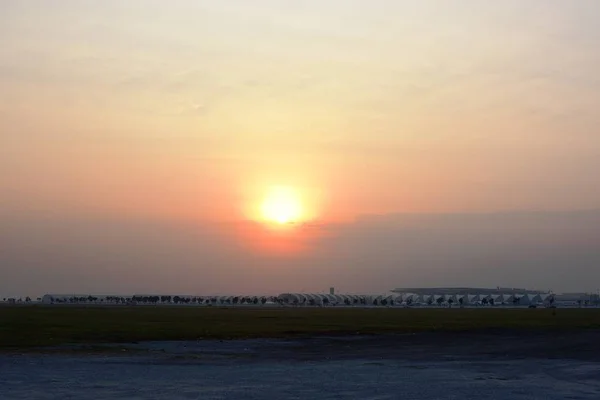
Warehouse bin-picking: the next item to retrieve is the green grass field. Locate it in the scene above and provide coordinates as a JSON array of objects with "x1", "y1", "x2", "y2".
[{"x1": 2, "y1": 306, "x2": 600, "y2": 350}]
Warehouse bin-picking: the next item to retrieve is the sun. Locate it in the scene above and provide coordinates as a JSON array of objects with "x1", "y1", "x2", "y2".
[{"x1": 260, "y1": 186, "x2": 303, "y2": 225}]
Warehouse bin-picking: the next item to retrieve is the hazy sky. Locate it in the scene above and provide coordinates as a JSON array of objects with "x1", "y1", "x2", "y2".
[{"x1": 1, "y1": 1, "x2": 599, "y2": 297}]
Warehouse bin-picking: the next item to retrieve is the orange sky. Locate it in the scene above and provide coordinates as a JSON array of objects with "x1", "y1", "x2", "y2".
[
  {"x1": 2, "y1": 0, "x2": 600, "y2": 225},
  {"x1": 1, "y1": 1, "x2": 600, "y2": 296}
]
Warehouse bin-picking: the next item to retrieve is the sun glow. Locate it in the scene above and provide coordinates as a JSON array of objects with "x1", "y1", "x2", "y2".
[{"x1": 260, "y1": 186, "x2": 303, "y2": 225}]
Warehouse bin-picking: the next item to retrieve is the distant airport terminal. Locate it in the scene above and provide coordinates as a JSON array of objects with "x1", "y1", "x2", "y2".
[{"x1": 3, "y1": 287, "x2": 598, "y2": 308}]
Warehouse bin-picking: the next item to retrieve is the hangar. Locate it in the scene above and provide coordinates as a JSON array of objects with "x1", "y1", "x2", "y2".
[{"x1": 391, "y1": 288, "x2": 555, "y2": 306}]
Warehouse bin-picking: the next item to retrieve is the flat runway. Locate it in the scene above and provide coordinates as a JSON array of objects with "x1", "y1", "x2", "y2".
[{"x1": 3, "y1": 332, "x2": 600, "y2": 399}]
